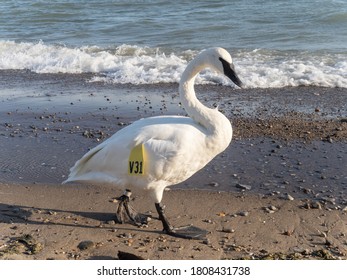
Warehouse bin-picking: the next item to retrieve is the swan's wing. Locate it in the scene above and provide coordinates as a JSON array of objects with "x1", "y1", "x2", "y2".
[
  {"x1": 141, "y1": 127, "x2": 211, "y2": 184},
  {"x1": 63, "y1": 116, "x2": 210, "y2": 186}
]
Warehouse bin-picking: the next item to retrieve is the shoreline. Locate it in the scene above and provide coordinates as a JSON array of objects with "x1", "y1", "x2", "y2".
[
  {"x1": 1, "y1": 83, "x2": 346, "y2": 203},
  {"x1": 1, "y1": 78, "x2": 346, "y2": 259}
]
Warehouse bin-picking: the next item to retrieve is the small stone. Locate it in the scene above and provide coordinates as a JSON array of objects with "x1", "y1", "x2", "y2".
[
  {"x1": 286, "y1": 194, "x2": 294, "y2": 201},
  {"x1": 238, "y1": 211, "x2": 249, "y2": 217},
  {"x1": 209, "y1": 181, "x2": 219, "y2": 187},
  {"x1": 325, "y1": 239, "x2": 333, "y2": 246},
  {"x1": 202, "y1": 239, "x2": 211, "y2": 245},
  {"x1": 221, "y1": 227, "x2": 235, "y2": 233},
  {"x1": 265, "y1": 205, "x2": 278, "y2": 213},
  {"x1": 303, "y1": 202, "x2": 311, "y2": 209},
  {"x1": 217, "y1": 212, "x2": 226, "y2": 217},
  {"x1": 118, "y1": 233, "x2": 133, "y2": 239},
  {"x1": 31, "y1": 243, "x2": 43, "y2": 254},
  {"x1": 236, "y1": 183, "x2": 252, "y2": 191},
  {"x1": 82, "y1": 130, "x2": 91, "y2": 137},
  {"x1": 77, "y1": 240, "x2": 95, "y2": 250},
  {"x1": 283, "y1": 229, "x2": 295, "y2": 236},
  {"x1": 311, "y1": 201, "x2": 322, "y2": 209}
]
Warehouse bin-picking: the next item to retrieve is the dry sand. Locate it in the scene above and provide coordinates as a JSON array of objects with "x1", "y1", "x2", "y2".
[
  {"x1": 1, "y1": 183, "x2": 346, "y2": 260},
  {"x1": 0, "y1": 80, "x2": 346, "y2": 259}
]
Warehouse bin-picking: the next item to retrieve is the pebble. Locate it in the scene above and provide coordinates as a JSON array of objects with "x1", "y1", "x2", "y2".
[
  {"x1": 209, "y1": 181, "x2": 219, "y2": 187},
  {"x1": 31, "y1": 242, "x2": 44, "y2": 254},
  {"x1": 118, "y1": 233, "x2": 133, "y2": 239},
  {"x1": 311, "y1": 201, "x2": 322, "y2": 209},
  {"x1": 235, "y1": 183, "x2": 252, "y2": 191},
  {"x1": 285, "y1": 194, "x2": 294, "y2": 201},
  {"x1": 264, "y1": 205, "x2": 278, "y2": 213},
  {"x1": 238, "y1": 211, "x2": 249, "y2": 217},
  {"x1": 77, "y1": 240, "x2": 95, "y2": 250},
  {"x1": 202, "y1": 239, "x2": 211, "y2": 245},
  {"x1": 221, "y1": 227, "x2": 235, "y2": 233}
]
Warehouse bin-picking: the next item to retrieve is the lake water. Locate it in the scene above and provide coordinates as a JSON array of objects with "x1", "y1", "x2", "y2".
[{"x1": 0, "y1": 0, "x2": 347, "y2": 88}]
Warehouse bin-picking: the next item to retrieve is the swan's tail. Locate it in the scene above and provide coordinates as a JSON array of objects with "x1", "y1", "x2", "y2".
[{"x1": 62, "y1": 145, "x2": 104, "y2": 184}]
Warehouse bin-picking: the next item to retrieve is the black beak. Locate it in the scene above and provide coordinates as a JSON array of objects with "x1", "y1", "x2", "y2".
[{"x1": 219, "y1": 57, "x2": 243, "y2": 88}]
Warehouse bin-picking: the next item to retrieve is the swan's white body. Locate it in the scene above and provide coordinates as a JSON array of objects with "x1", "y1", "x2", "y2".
[{"x1": 64, "y1": 47, "x2": 241, "y2": 206}]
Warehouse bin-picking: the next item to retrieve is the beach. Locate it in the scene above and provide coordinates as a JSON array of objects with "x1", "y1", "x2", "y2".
[
  {"x1": 1, "y1": 76, "x2": 346, "y2": 260},
  {"x1": 0, "y1": 183, "x2": 346, "y2": 260}
]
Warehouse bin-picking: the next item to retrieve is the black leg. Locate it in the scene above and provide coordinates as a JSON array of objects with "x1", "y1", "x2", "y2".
[
  {"x1": 155, "y1": 202, "x2": 174, "y2": 232},
  {"x1": 155, "y1": 202, "x2": 208, "y2": 240},
  {"x1": 114, "y1": 189, "x2": 149, "y2": 226}
]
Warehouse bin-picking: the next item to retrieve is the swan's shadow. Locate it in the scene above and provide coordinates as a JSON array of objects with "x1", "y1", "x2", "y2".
[{"x1": 0, "y1": 202, "x2": 159, "y2": 235}]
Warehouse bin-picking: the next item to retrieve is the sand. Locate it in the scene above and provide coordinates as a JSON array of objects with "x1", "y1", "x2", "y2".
[
  {"x1": 0, "y1": 77, "x2": 346, "y2": 259},
  {"x1": 0, "y1": 183, "x2": 346, "y2": 260}
]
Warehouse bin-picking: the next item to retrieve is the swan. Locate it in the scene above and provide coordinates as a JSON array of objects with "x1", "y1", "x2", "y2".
[{"x1": 63, "y1": 47, "x2": 243, "y2": 239}]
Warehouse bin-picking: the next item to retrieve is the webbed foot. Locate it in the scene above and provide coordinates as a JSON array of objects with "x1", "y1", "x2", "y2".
[
  {"x1": 115, "y1": 189, "x2": 149, "y2": 226},
  {"x1": 155, "y1": 203, "x2": 208, "y2": 240}
]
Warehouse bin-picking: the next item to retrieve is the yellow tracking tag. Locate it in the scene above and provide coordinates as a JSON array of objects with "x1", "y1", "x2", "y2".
[{"x1": 128, "y1": 144, "x2": 146, "y2": 175}]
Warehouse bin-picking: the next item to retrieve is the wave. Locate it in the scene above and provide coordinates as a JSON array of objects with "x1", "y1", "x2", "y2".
[{"x1": 1, "y1": 40, "x2": 346, "y2": 88}]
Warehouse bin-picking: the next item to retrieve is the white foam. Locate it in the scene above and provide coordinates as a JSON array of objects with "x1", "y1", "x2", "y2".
[
  {"x1": 90, "y1": 50, "x2": 187, "y2": 84},
  {"x1": 0, "y1": 41, "x2": 122, "y2": 73},
  {"x1": 1, "y1": 41, "x2": 346, "y2": 88},
  {"x1": 235, "y1": 50, "x2": 347, "y2": 88}
]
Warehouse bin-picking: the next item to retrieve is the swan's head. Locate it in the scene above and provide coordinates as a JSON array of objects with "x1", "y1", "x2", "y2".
[{"x1": 203, "y1": 47, "x2": 243, "y2": 88}]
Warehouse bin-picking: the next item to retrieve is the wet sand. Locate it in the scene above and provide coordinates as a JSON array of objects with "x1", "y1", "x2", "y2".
[{"x1": 0, "y1": 73, "x2": 346, "y2": 259}]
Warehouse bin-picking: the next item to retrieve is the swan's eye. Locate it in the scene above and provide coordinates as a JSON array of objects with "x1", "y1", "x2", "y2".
[
  {"x1": 219, "y1": 57, "x2": 232, "y2": 65},
  {"x1": 219, "y1": 57, "x2": 233, "y2": 73}
]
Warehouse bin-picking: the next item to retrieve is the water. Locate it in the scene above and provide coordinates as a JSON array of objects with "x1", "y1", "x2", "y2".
[{"x1": 0, "y1": 0, "x2": 347, "y2": 88}]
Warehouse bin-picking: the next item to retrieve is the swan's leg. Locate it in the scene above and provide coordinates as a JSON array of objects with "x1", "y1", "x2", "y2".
[
  {"x1": 114, "y1": 189, "x2": 149, "y2": 226},
  {"x1": 155, "y1": 202, "x2": 208, "y2": 240},
  {"x1": 155, "y1": 202, "x2": 174, "y2": 232}
]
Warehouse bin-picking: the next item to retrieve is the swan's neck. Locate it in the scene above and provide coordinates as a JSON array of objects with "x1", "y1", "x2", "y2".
[{"x1": 179, "y1": 59, "x2": 232, "y2": 151}]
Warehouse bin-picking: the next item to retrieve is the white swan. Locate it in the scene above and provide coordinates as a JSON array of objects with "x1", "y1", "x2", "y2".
[{"x1": 63, "y1": 47, "x2": 242, "y2": 239}]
